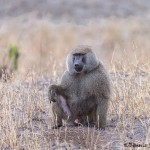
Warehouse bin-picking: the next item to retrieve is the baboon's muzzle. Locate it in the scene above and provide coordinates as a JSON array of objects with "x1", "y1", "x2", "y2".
[{"x1": 74, "y1": 64, "x2": 83, "y2": 72}]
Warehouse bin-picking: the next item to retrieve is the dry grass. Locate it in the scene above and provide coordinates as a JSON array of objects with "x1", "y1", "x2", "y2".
[
  {"x1": 0, "y1": 18, "x2": 150, "y2": 149},
  {"x1": 0, "y1": 58, "x2": 149, "y2": 149},
  {"x1": 0, "y1": 18, "x2": 150, "y2": 72}
]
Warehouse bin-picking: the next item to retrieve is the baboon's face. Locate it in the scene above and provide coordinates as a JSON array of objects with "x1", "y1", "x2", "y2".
[
  {"x1": 73, "y1": 53, "x2": 86, "y2": 73},
  {"x1": 49, "y1": 88, "x2": 57, "y2": 102},
  {"x1": 67, "y1": 46, "x2": 99, "y2": 75}
]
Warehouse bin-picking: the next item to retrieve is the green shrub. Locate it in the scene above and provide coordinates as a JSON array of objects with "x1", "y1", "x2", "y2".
[{"x1": 9, "y1": 44, "x2": 19, "y2": 70}]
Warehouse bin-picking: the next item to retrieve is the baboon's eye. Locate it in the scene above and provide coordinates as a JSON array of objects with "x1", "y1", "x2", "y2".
[
  {"x1": 82, "y1": 57, "x2": 85, "y2": 63},
  {"x1": 73, "y1": 57, "x2": 75, "y2": 62}
]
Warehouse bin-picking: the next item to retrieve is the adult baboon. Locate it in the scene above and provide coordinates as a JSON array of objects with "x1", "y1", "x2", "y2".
[{"x1": 51, "y1": 45, "x2": 112, "y2": 129}]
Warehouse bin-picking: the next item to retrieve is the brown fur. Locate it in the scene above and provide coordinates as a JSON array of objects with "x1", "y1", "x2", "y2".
[
  {"x1": 51, "y1": 45, "x2": 112, "y2": 129},
  {"x1": 49, "y1": 85, "x2": 82, "y2": 127},
  {"x1": 49, "y1": 85, "x2": 73, "y2": 127},
  {"x1": 48, "y1": 85, "x2": 68, "y2": 103}
]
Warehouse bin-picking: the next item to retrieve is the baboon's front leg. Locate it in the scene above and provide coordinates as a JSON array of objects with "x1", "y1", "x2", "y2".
[{"x1": 52, "y1": 103, "x2": 63, "y2": 129}]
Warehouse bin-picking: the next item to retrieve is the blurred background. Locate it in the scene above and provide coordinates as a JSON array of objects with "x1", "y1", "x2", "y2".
[{"x1": 0, "y1": 0, "x2": 150, "y2": 78}]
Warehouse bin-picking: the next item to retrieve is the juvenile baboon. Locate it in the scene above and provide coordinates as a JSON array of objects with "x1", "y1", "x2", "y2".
[
  {"x1": 49, "y1": 85, "x2": 81, "y2": 127},
  {"x1": 48, "y1": 84, "x2": 71, "y2": 117},
  {"x1": 52, "y1": 45, "x2": 112, "y2": 129}
]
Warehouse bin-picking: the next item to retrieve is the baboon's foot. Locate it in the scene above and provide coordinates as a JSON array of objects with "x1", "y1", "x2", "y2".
[
  {"x1": 96, "y1": 127, "x2": 105, "y2": 131},
  {"x1": 74, "y1": 119, "x2": 83, "y2": 126},
  {"x1": 85, "y1": 122, "x2": 96, "y2": 128},
  {"x1": 95, "y1": 122, "x2": 106, "y2": 130}
]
